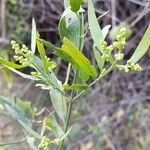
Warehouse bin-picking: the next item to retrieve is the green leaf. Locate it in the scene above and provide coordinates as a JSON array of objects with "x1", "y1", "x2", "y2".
[
  {"x1": 63, "y1": 83, "x2": 87, "y2": 90},
  {"x1": 15, "y1": 98, "x2": 32, "y2": 118},
  {"x1": 0, "y1": 57, "x2": 25, "y2": 68},
  {"x1": 31, "y1": 18, "x2": 36, "y2": 54},
  {"x1": 36, "y1": 32, "x2": 48, "y2": 70},
  {"x1": 49, "y1": 73, "x2": 67, "y2": 122},
  {"x1": 0, "y1": 96, "x2": 41, "y2": 140},
  {"x1": 58, "y1": 7, "x2": 84, "y2": 49},
  {"x1": 129, "y1": 25, "x2": 150, "y2": 63},
  {"x1": 18, "y1": 120, "x2": 41, "y2": 140},
  {"x1": 88, "y1": 0, "x2": 103, "y2": 48},
  {"x1": 61, "y1": 38, "x2": 97, "y2": 80},
  {"x1": 70, "y1": 0, "x2": 82, "y2": 13},
  {"x1": 39, "y1": 38, "x2": 97, "y2": 80},
  {"x1": 93, "y1": 47, "x2": 105, "y2": 70},
  {"x1": 109, "y1": 22, "x2": 133, "y2": 40},
  {"x1": 1, "y1": 68, "x2": 13, "y2": 88},
  {"x1": 0, "y1": 96, "x2": 31, "y2": 125},
  {"x1": 88, "y1": 0, "x2": 104, "y2": 70},
  {"x1": 7, "y1": 67, "x2": 39, "y2": 81},
  {"x1": 102, "y1": 25, "x2": 111, "y2": 39},
  {"x1": 45, "y1": 115, "x2": 64, "y2": 137}
]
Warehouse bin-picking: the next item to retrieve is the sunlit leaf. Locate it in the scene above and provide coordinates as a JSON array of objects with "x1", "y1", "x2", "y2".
[
  {"x1": 0, "y1": 57, "x2": 25, "y2": 68},
  {"x1": 36, "y1": 32, "x2": 49, "y2": 70},
  {"x1": 102, "y1": 25, "x2": 111, "y2": 39},
  {"x1": 129, "y1": 24, "x2": 150, "y2": 63},
  {"x1": 31, "y1": 18, "x2": 36, "y2": 54},
  {"x1": 70, "y1": 0, "x2": 82, "y2": 13},
  {"x1": 61, "y1": 38, "x2": 97, "y2": 80},
  {"x1": 63, "y1": 83, "x2": 87, "y2": 90},
  {"x1": 38, "y1": 38, "x2": 97, "y2": 80},
  {"x1": 7, "y1": 67, "x2": 39, "y2": 81}
]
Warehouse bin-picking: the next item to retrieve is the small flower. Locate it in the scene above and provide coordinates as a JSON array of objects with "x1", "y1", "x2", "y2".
[
  {"x1": 115, "y1": 53, "x2": 124, "y2": 61},
  {"x1": 38, "y1": 136, "x2": 50, "y2": 150},
  {"x1": 11, "y1": 40, "x2": 33, "y2": 66}
]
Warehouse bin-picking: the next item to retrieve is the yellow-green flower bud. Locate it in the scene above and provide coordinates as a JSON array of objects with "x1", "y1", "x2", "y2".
[
  {"x1": 11, "y1": 40, "x2": 16, "y2": 45},
  {"x1": 115, "y1": 53, "x2": 124, "y2": 61}
]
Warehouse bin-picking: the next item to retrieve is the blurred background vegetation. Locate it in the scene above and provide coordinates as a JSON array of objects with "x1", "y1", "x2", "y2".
[{"x1": 0, "y1": 0, "x2": 150, "y2": 149}]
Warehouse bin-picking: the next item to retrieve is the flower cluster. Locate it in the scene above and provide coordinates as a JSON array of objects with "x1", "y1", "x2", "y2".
[
  {"x1": 113, "y1": 27, "x2": 127, "y2": 61},
  {"x1": 38, "y1": 136, "x2": 50, "y2": 150},
  {"x1": 11, "y1": 40, "x2": 33, "y2": 66},
  {"x1": 117, "y1": 61, "x2": 142, "y2": 73},
  {"x1": 100, "y1": 40, "x2": 113, "y2": 61},
  {"x1": 100, "y1": 27, "x2": 127, "y2": 61},
  {"x1": 99, "y1": 27, "x2": 142, "y2": 73}
]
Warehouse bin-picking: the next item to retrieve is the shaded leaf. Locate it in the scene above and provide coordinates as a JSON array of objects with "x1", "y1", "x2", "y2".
[
  {"x1": 1, "y1": 68, "x2": 13, "y2": 88},
  {"x1": 58, "y1": 7, "x2": 84, "y2": 49},
  {"x1": 49, "y1": 73, "x2": 67, "y2": 122},
  {"x1": 88, "y1": 0, "x2": 103, "y2": 48},
  {"x1": 88, "y1": 0, "x2": 104, "y2": 69},
  {"x1": 18, "y1": 120, "x2": 41, "y2": 140},
  {"x1": 45, "y1": 115, "x2": 64, "y2": 137},
  {"x1": 109, "y1": 22, "x2": 133, "y2": 40}
]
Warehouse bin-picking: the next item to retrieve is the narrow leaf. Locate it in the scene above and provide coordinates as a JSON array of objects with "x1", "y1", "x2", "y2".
[
  {"x1": 18, "y1": 120, "x2": 41, "y2": 140},
  {"x1": 0, "y1": 57, "x2": 25, "y2": 68},
  {"x1": 7, "y1": 67, "x2": 39, "y2": 81},
  {"x1": 31, "y1": 18, "x2": 36, "y2": 54},
  {"x1": 61, "y1": 38, "x2": 97, "y2": 80},
  {"x1": 102, "y1": 25, "x2": 111, "y2": 39},
  {"x1": 88, "y1": 0, "x2": 103, "y2": 48},
  {"x1": 88, "y1": 0, "x2": 104, "y2": 69},
  {"x1": 45, "y1": 115, "x2": 64, "y2": 137},
  {"x1": 63, "y1": 83, "x2": 87, "y2": 90},
  {"x1": 1, "y1": 68, "x2": 13, "y2": 88},
  {"x1": 36, "y1": 32, "x2": 48, "y2": 70},
  {"x1": 129, "y1": 25, "x2": 150, "y2": 63},
  {"x1": 49, "y1": 73, "x2": 67, "y2": 122}
]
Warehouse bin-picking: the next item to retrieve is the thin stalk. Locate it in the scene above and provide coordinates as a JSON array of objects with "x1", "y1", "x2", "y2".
[
  {"x1": 32, "y1": 62, "x2": 71, "y2": 101},
  {"x1": 64, "y1": 63, "x2": 71, "y2": 84},
  {"x1": 59, "y1": 72, "x2": 76, "y2": 150},
  {"x1": 0, "y1": 138, "x2": 26, "y2": 146},
  {"x1": 59, "y1": 13, "x2": 83, "y2": 150},
  {"x1": 72, "y1": 65, "x2": 114, "y2": 102}
]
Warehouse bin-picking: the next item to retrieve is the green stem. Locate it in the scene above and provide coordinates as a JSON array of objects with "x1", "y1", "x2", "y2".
[
  {"x1": 64, "y1": 63, "x2": 71, "y2": 84},
  {"x1": 0, "y1": 138, "x2": 26, "y2": 146},
  {"x1": 59, "y1": 12, "x2": 83, "y2": 150},
  {"x1": 72, "y1": 65, "x2": 114, "y2": 102}
]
